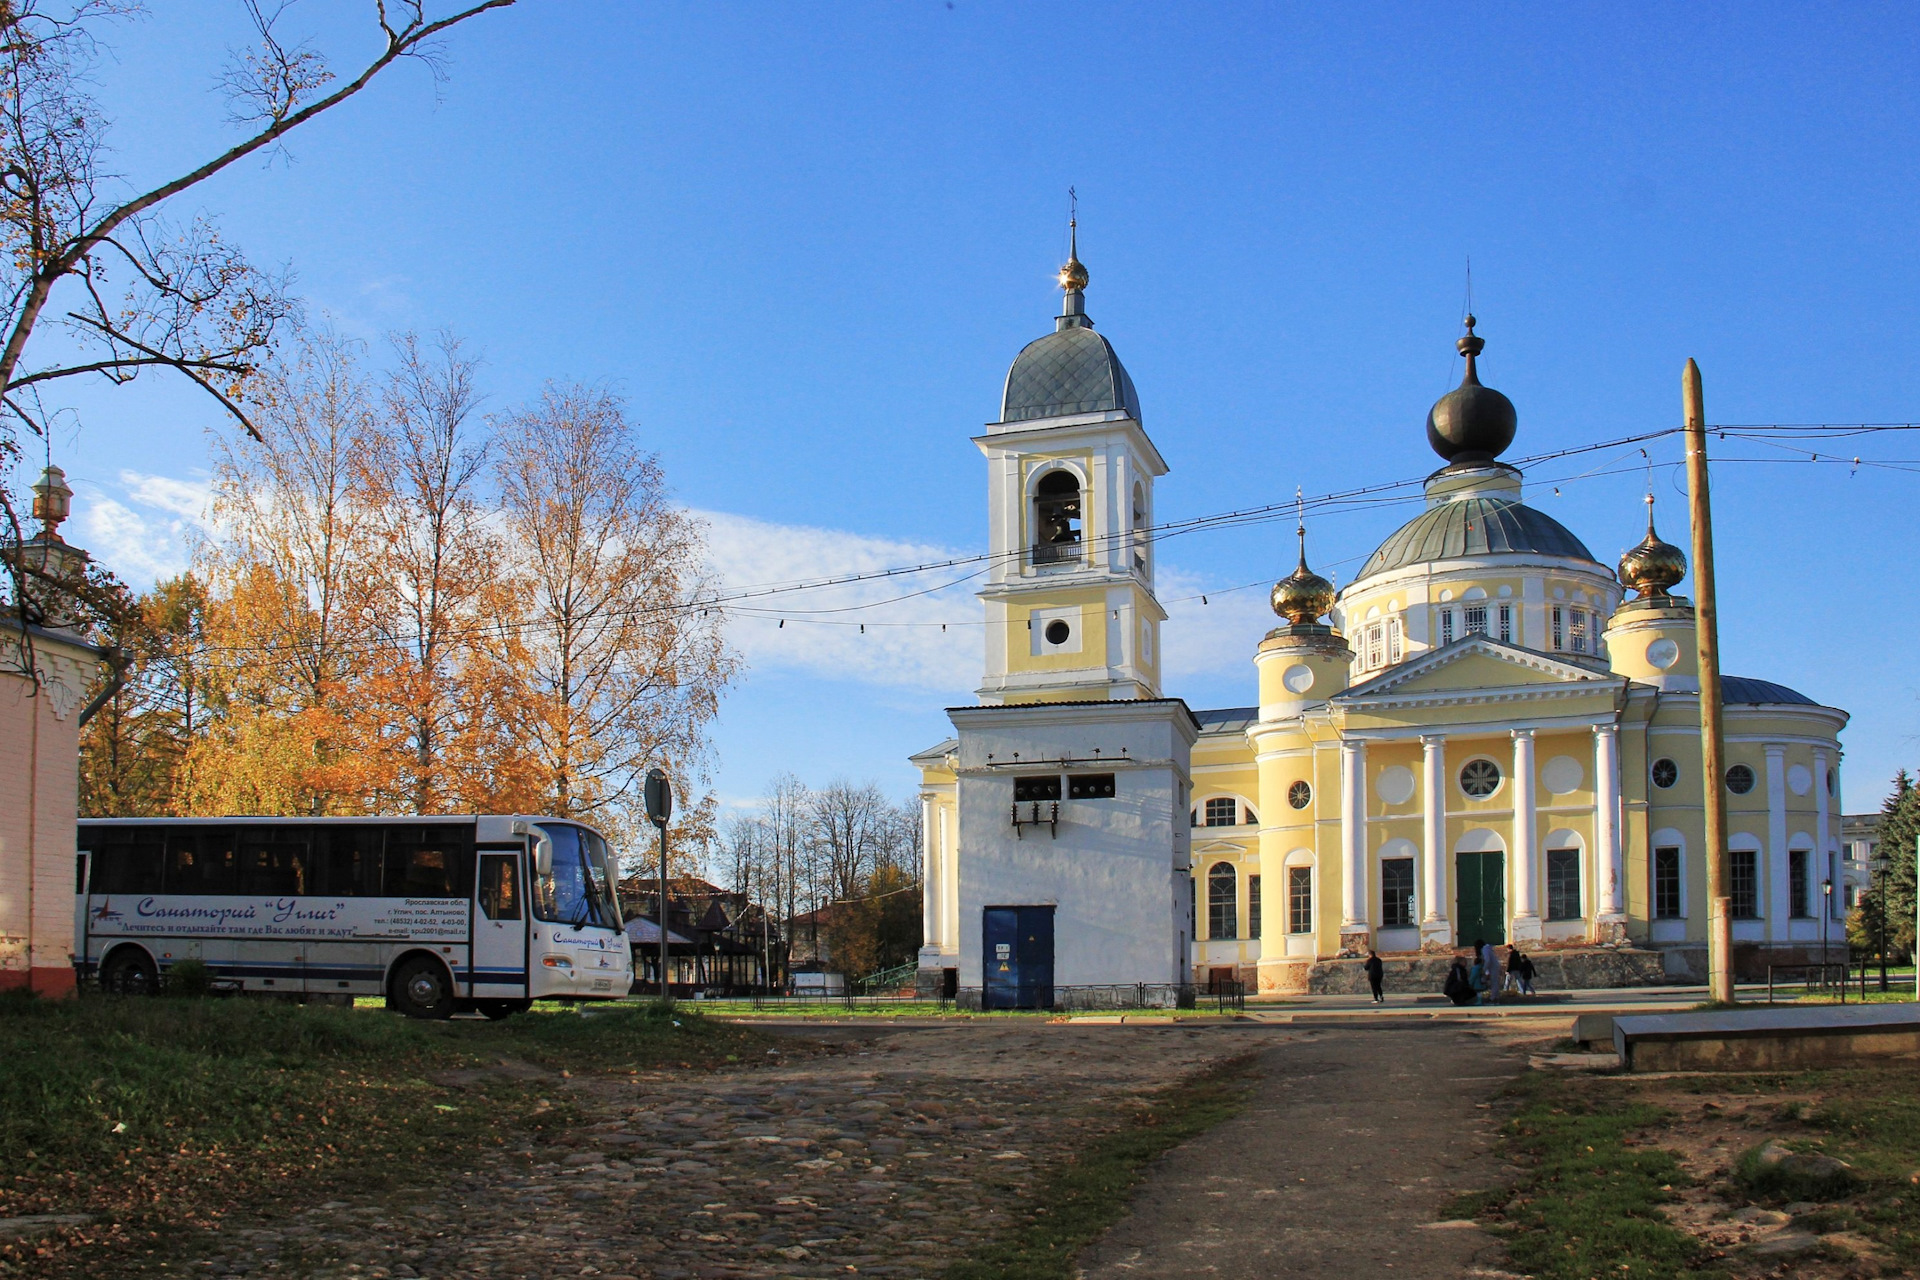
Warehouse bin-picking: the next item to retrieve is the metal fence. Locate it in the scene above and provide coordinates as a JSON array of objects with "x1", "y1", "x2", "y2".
[
  {"x1": 1765, "y1": 962, "x2": 1858, "y2": 1004},
  {"x1": 682, "y1": 980, "x2": 1247, "y2": 1015},
  {"x1": 943, "y1": 981, "x2": 1246, "y2": 1014}
]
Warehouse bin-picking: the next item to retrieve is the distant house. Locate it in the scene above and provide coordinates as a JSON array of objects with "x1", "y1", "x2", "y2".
[
  {"x1": 1840, "y1": 813, "x2": 1883, "y2": 910},
  {"x1": 618, "y1": 875, "x2": 776, "y2": 994}
]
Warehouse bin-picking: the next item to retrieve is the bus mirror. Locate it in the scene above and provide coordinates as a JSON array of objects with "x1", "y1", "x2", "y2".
[{"x1": 532, "y1": 831, "x2": 554, "y2": 879}]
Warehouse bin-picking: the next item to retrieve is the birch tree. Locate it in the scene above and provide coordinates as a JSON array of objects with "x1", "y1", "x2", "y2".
[{"x1": 485, "y1": 384, "x2": 735, "y2": 824}]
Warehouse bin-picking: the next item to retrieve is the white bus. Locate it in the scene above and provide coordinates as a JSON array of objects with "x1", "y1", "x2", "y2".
[{"x1": 74, "y1": 815, "x2": 632, "y2": 1018}]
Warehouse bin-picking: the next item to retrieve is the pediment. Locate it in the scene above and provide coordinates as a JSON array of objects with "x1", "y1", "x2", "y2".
[{"x1": 1339, "y1": 638, "x2": 1615, "y2": 704}]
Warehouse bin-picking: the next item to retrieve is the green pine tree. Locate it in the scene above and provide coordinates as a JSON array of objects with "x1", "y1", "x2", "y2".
[{"x1": 1857, "y1": 771, "x2": 1920, "y2": 958}]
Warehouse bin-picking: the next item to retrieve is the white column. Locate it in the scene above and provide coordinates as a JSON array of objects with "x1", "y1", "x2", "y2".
[
  {"x1": 1339, "y1": 738, "x2": 1369, "y2": 952},
  {"x1": 1510, "y1": 729, "x2": 1542, "y2": 943},
  {"x1": 1766, "y1": 744, "x2": 1789, "y2": 941},
  {"x1": 940, "y1": 803, "x2": 957, "y2": 954},
  {"x1": 919, "y1": 795, "x2": 940, "y2": 964},
  {"x1": 1594, "y1": 725, "x2": 1626, "y2": 937},
  {"x1": 1814, "y1": 747, "x2": 1834, "y2": 920},
  {"x1": 1420, "y1": 734, "x2": 1450, "y2": 949}
]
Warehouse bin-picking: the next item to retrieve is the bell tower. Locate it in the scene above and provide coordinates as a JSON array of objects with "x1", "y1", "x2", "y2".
[{"x1": 975, "y1": 225, "x2": 1168, "y2": 704}]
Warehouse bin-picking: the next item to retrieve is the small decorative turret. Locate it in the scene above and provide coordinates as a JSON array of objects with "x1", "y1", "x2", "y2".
[
  {"x1": 1426, "y1": 315, "x2": 1518, "y2": 464},
  {"x1": 1271, "y1": 524, "x2": 1336, "y2": 626},
  {"x1": 1618, "y1": 494, "x2": 1687, "y2": 598}
]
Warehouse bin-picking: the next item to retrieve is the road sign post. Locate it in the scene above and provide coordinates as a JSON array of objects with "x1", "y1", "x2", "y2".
[{"x1": 645, "y1": 768, "x2": 673, "y2": 1005}]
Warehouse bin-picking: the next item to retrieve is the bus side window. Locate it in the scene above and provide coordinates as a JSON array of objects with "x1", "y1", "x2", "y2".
[
  {"x1": 167, "y1": 827, "x2": 238, "y2": 896},
  {"x1": 317, "y1": 826, "x2": 383, "y2": 896},
  {"x1": 239, "y1": 828, "x2": 310, "y2": 896},
  {"x1": 385, "y1": 825, "x2": 473, "y2": 897},
  {"x1": 92, "y1": 833, "x2": 165, "y2": 894},
  {"x1": 478, "y1": 854, "x2": 522, "y2": 920}
]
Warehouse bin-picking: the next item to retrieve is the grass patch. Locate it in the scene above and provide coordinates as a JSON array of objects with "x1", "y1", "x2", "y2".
[
  {"x1": 942, "y1": 1054, "x2": 1259, "y2": 1280},
  {"x1": 0, "y1": 992, "x2": 763, "y2": 1276},
  {"x1": 1471, "y1": 1072, "x2": 1725, "y2": 1280}
]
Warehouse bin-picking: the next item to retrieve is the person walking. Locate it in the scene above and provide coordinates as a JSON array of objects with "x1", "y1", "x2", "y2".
[
  {"x1": 1512, "y1": 948, "x2": 1537, "y2": 996},
  {"x1": 1479, "y1": 938, "x2": 1504, "y2": 1003},
  {"x1": 1504, "y1": 944, "x2": 1525, "y2": 994},
  {"x1": 1363, "y1": 949, "x2": 1385, "y2": 1004}
]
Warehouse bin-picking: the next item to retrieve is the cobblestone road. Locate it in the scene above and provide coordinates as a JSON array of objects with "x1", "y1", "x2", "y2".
[{"x1": 176, "y1": 1021, "x2": 1269, "y2": 1279}]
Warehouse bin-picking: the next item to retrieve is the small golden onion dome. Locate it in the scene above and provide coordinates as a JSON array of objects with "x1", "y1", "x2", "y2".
[
  {"x1": 1272, "y1": 525, "x2": 1336, "y2": 624},
  {"x1": 1618, "y1": 497, "x2": 1687, "y2": 598},
  {"x1": 1057, "y1": 217, "x2": 1089, "y2": 293}
]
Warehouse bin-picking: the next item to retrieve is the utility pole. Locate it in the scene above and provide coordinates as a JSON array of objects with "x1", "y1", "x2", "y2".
[{"x1": 1684, "y1": 360, "x2": 1735, "y2": 1005}]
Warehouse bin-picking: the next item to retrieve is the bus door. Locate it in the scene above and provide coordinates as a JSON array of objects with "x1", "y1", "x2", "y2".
[{"x1": 472, "y1": 846, "x2": 529, "y2": 998}]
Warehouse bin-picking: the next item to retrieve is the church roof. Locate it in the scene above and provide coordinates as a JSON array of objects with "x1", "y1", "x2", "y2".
[
  {"x1": 1723, "y1": 675, "x2": 1817, "y2": 706},
  {"x1": 1194, "y1": 706, "x2": 1258, "y2": 735},
  {"x1": 1000, "y1": 324, "x2": 1141, "y2": 424},
  {"x1": 1357, "y1": 493, "x2": 1598, "y2": 580}
]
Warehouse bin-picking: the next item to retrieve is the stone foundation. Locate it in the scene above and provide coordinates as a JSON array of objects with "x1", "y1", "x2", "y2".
[{"x1": 1307, "y1": 945, "x2": 1671, "y2": 995}]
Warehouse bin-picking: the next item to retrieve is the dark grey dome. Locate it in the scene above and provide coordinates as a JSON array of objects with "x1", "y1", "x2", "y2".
[
  {"x1": 1722, "y1": 676, "x2": 1817, "y2": 706},
  {"x1": 1426, "y1": 317, "x2": 1516, "y2": 463},
  {"x1": 1357, "y1": 494, "x2": 1599, "y2": 580},
  {"x1": 1000, "y1": 325, "x2": 1141, "y2": 424}
]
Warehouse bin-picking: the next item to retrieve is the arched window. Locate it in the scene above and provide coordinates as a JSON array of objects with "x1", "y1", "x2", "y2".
[
  {"x1": 1132, "y1": 480, "x2": 1148, "y2": 573},
  {"x1": 1203, "y1": 797, "x2": 1239, "y2": 827},
  {"x1": 1207, "y1": 862, "x2": 1238, "y2": 939},
  {"x1": 1033, "y1": 470, "x2": 1082, "y2": 565}
]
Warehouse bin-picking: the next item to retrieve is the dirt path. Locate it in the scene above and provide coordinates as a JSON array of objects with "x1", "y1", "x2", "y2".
[
  {"x1": 1074, "y1": 1020, "x2": 1533, "y2": 1280},
  {"x1": 166, "y1": 1020, "x2": 1271, "y2": 1279}
]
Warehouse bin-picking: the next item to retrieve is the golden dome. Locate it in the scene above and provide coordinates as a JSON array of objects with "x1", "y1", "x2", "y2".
[
  {"x1": 1057, "y1": 217, "x2": 1089, "y2": 293},
  {"x1": 1618, "y1": 497, "x2": 1687, "y2": 598},
  {"x1": 1272, "y1": 526, "x2": 1336, "y2": 625}
]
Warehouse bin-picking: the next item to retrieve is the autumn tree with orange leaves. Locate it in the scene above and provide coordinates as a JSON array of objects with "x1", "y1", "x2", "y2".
[{"x1": 80, "y1": 331, "x2": 737, "y2": 842}]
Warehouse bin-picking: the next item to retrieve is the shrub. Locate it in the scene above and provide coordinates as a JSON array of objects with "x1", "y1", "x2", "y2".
[{"x1": 165, "y1": 958, "x2": 213, "y2": 996}]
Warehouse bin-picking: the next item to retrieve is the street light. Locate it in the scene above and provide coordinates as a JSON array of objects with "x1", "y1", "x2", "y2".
[
  {"x1": 1870, "y1": 858, "x2": 1890, "y2": 993},
  {"x1": 1821, "y1": 878, "x2": 1832, "y2": 991}
]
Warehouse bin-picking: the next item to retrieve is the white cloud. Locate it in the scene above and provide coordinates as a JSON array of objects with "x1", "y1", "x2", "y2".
[
  {"x1": 698, "y1": 510, "x2": 980, "y2": 695},
  {"x1": 72, "y1": 470, "x2": 213, "y2": 587},
  {"x1": 121, "y1": 470, "x2": 211, "y2": 520},
  {"x1": 62, "y1": 465, "x2": 1288, "y2": 703}
]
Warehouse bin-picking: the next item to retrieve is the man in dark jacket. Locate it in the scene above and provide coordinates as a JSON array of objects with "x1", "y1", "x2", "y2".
[
  {"x1": 1443, "y1": 956, "x2": 1475, "y2": 1006},
  {"x1": 1363, "y1": 949, "x2": 1385, "y2": 1004}
]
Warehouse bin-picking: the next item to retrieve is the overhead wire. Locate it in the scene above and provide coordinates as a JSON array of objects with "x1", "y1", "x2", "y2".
[{"x1": 136, "y1": 421, "x2": 1920, "y2": 658}]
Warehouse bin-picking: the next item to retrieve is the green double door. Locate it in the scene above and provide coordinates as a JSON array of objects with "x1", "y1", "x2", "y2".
[{"x1": 1455, "y1": 852, "x2": 1506, "y2": 946}]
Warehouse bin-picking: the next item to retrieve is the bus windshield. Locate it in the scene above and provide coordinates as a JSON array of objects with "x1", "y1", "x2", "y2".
[{"x1": 534, "y1": 823, "x2": 614, "y2": 929}]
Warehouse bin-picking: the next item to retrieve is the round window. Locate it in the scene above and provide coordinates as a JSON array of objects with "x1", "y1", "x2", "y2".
[
  {"x1": 1725, "y1": 764, "x2": 1756, "y2": 795},
  {"x1": 1288, "y1": 780, "x2": 1312, "y2": 810},
  {"x1": 1044, "y1": 620, "x2": 1070, "y2": 645},
  {"x1": 1459, "y1": 758, "x2": 1502, "y2": 799},
  {"x1": 1650, "y1": 758, "x2": 1678, "y2": 789},
  {"x1": 1827, "y1": 766, "x2": 1837, "y2": 797}
]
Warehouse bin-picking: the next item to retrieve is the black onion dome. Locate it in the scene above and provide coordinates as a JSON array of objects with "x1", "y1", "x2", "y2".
[{"x1": 1426, "y1": 315, "x2": 1517, "y2": 463}]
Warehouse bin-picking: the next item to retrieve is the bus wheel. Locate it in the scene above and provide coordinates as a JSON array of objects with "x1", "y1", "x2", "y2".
[
  {"x1": 389, "y1": 957, "x2": 456, "y2": 1020},
  {"x1": 476, "y1": 999, "x2": 531, "y2": 1021},
  {"x1": 100, "y1": 948, "x2": 159, "y2": 996}
]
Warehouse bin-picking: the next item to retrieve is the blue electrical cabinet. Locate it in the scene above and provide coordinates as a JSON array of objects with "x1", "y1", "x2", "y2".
[{"x1": 982, "y1": 905, "x2": 1054, "y2": 1010}]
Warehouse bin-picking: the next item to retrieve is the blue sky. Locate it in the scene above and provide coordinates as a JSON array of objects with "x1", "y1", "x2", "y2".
[{"x1": 26, "y1": 2, "x2": 1920, "y2": 816}]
